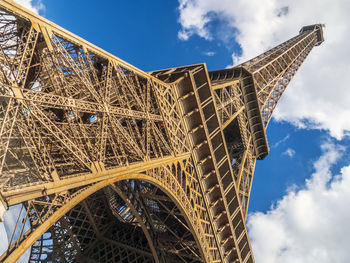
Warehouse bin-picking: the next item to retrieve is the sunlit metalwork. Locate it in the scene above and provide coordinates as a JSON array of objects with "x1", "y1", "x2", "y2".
[{"x1": 0, "y1": 0, "x2": 323, "y2": 262}]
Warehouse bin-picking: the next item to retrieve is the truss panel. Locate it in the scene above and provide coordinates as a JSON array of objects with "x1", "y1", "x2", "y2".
[{"x1": 0, "y1": 1, "x2": 324, "y2": 262}]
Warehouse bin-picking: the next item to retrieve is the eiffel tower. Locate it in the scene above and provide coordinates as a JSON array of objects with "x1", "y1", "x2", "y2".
[{"x1": 0, "y1": 1, "x2": 324, "y2": 262}]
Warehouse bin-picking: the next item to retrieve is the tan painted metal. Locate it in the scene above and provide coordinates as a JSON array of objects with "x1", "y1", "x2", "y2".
[
  {"x1": 109, "y1": 184, "x2": 161, "y2": 263},
  {"x1": 3, "y1": 154, "x2": 189, "y2": 205},
  {"x1": 0, "y1": 0, "x2": 324, "y2": 262}
]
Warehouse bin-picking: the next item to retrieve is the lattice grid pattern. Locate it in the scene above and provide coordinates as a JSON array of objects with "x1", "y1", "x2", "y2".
[{"x1": 0, "y1": 1, "x2": 323, "y2": 262}]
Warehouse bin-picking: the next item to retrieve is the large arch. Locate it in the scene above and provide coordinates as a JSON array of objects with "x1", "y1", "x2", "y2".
[{"x1": 1, "y1": 160, "x2": 213, "y2": 263}]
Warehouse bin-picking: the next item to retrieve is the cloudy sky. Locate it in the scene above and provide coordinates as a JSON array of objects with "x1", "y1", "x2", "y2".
[{"x1": 1, "y1": 0, "x2": 350, "y2": 262}]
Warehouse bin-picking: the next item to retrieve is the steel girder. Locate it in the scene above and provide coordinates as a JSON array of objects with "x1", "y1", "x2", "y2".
[
  {"x1": 209, "y1": 25, "x2": 323, "y2": 218},
  {"x1": 0, "y1": 1, "x2": 324, "y2": 263}
]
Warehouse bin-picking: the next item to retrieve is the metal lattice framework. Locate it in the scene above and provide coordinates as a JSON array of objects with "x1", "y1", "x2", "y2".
[{"x1": 0, "y1": 1, "x2": 324, "y2": 262}]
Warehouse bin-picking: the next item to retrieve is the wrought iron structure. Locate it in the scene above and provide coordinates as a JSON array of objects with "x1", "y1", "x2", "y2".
[{"x1": 0, "y1": 0, "x2": 324, "y2": 262}]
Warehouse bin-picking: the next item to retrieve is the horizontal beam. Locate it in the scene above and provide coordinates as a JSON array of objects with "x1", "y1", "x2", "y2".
[
  {"x1": 1, "y1": 86, "x2": 162, "y2": 121},
  {"x1": 1, "y1": 153, "x2": 190, "y2": 205},
  {"x1": 211, "y1": 79, "x2": 240, "y2": 90}
]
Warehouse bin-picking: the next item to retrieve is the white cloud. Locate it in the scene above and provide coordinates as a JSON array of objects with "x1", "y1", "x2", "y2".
[
  {"x1": 178, "y1": 0, "x2": 212, "y2": 40},
  {"x1": 177, "y1": 0, "x2": 350, "y2": 139},
  {"x1": 0, "y1": 223, "x2": 8, "y2": 256},
  {"x1": 203, "y1": 51, "x2": 215, "y2": 56},
  {"x1": 177, "y1": 2, "x2": 350, "y2": 261},
  {"x1": 282, "y1": 147, "x2": 295, "y2": 158},
  {"x1": 247, "y1": 142, "x2": 350, "y2": 263},
  {"x1": 0, "y1": 204, "x2": 31, "y2": 262},
  {"x1": 272, "y1": 134, "x2": 290, "y2": 148},
  {"x1": 14, "y1": 0, "x2": 44, "y2": 14}
]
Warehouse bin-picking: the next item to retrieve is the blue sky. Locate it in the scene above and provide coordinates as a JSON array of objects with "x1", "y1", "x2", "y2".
[
  {"x1": 2, "y1": 0, "x2": 350, "y2": 262},
  {"x1": 39, "y1": 0, "x2": 235, "y2": 71}
]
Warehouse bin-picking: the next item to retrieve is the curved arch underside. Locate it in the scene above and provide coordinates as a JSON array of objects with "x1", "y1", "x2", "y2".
[
  {"x1": 30, "y1": 180, "x2": 204, "y2": 263},
  {"x1": 1, "y1": 158, "x2": 218, "y2": 263}
]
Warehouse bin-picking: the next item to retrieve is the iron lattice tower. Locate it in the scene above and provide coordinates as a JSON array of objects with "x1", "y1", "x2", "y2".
[{"x1": 0, "y1": 1, "x2": 324, "y2": 262}]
